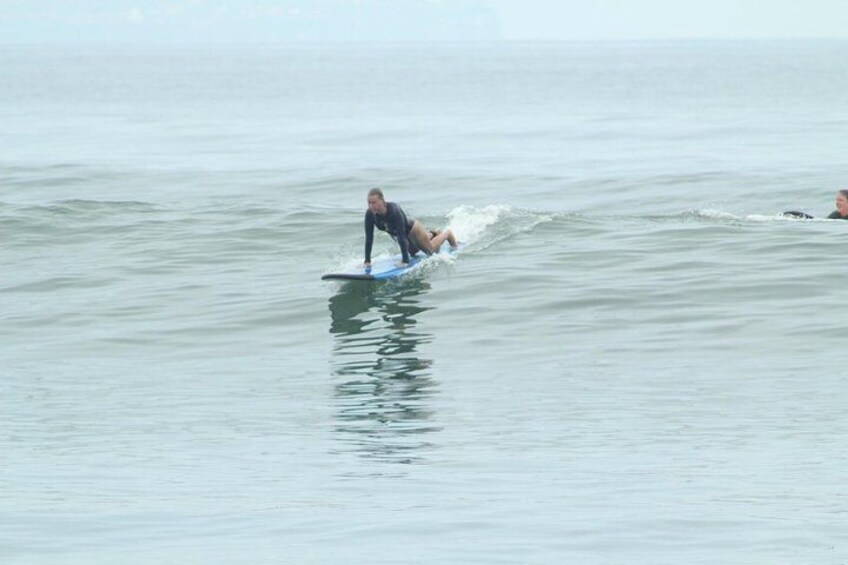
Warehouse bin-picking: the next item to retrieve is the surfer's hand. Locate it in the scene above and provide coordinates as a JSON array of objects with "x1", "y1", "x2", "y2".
[{"x1": 364, "y1": 261, "x2": 371, "y2": 268}]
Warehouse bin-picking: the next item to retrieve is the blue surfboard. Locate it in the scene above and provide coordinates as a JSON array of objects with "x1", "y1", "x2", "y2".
[{"x1": 322, "y1": 242, "x2": 464, "y2": 281}]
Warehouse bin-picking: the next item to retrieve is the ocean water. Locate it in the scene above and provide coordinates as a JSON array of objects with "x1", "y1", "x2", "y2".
[{"x1": 2, "y1": 40, "x2": 848, "y2": 564}]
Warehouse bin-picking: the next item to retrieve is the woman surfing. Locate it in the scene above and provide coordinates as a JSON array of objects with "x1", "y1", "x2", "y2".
[{"x1": 364, "y1": 188, "x2": 458, "y2": 268}]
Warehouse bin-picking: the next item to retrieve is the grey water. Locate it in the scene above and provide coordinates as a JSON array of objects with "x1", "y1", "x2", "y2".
[{"x1": 2, "y1": 40, "x2": 847, "y2": 564}]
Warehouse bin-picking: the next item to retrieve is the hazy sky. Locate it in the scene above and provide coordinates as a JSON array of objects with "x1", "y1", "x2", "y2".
[
  {"x1": 492, "y1": 0, "x2": 848, "y2": 41},
  {"x1": 2, "y1": 0, "x2": 847, "y2": 43}
]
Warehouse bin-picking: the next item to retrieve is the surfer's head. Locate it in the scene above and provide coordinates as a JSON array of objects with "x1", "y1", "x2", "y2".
[
  {"x1": 367, "y1": 188, "x2": 387, "y2": 215},
  {"x1": 837, "y1": 189, "x2": 848, "y2": 217}
]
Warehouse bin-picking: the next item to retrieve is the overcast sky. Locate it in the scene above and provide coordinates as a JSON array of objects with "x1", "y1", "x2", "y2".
[{"x1": 2, "y1": 0, "x2": 847, "y2": 43}]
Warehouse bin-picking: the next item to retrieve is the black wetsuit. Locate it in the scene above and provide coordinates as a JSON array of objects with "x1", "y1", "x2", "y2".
[
  {"x1": 364, "y1": 202, "x2": 416, "y2": 264},
  {"x1": 827, "y1": 211, "x2": 848, "y2": 220}
]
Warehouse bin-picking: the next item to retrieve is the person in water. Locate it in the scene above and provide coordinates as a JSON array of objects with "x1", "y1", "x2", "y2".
[
  {"x1": 364, "y1": 188, "x2": 458, "y2": 268},
  {"x1": 827, "y1": 189, "x2": 848, "y2": 220}
]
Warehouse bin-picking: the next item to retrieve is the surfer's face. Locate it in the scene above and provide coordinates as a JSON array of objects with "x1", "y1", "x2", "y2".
[
  {"x1": 837, "y1": 193, "x2": 848, "y2": 216},
  {"x1": 368, "y1": 195, "x2": 386, "y2": 215}
]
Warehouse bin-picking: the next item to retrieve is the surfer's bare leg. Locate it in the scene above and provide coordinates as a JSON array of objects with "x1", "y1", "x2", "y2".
[
  {"x1": 409, "y1": 221, "x2": 436, "y2": 254},
  {"x1": 429, "y1": 228, "x2": 457, "y2": 250},
  {"x1": 410, "y1": 222, "x2": 457, "y2": 254}
]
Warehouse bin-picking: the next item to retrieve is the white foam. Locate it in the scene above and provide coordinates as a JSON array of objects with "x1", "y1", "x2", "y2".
[
  {"x1": 696, "y1": 209, "x2": 824, "y2": 223},
  {"x1": 695, "y1": 208, "x2": 741, "y2": 221},
  {"x1": 746, "y1": 213, "x2": 791, "y2": 222},
  {"x1": 446, "y1": 204, "x2": 511, "y2": 243}
]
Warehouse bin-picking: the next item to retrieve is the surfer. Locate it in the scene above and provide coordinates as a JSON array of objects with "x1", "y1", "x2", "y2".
[
  {"x1": 364, "y1": 188, "x2": 457, "y2": 268},
  {"x1": 784, "y1": 189, "x2": 848, "y2": 220},
  {"x1": 827, "y1": 189, "x2": 848, "y2": 220}
]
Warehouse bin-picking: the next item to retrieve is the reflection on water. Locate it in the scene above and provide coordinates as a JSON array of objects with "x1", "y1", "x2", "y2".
[{"x1": 328, "y1": 280, "x2": 440, "y2": 464}]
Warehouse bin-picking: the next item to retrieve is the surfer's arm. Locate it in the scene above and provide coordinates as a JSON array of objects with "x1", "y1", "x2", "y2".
[
  {"x1": 386, "y1": 205, "x2": 411, "y2": 264},
  {"x1": 396, "y1": 231, "x2": 411, "y2": 265},
  {"x1": 364, "y1": 211, "x2": 375, "y2": 265}
]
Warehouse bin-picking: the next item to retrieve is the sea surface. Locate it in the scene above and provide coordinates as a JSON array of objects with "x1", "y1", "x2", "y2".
[{"x1": 2, "y1": 40, "x2": 847, "y2": 564}]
